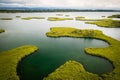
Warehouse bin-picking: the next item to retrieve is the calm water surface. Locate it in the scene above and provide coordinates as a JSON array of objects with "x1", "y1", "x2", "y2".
[{"x1": 0, "y1": 12, "x2": 120, "y2": 80}]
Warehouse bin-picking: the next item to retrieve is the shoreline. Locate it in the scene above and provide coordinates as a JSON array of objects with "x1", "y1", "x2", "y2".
[
  {"x1": 45, "y1": 27, "x2": 120, "y2": 80},
  {"x1": 0, "y1": 45, "x2": 38, "y2": 80}
]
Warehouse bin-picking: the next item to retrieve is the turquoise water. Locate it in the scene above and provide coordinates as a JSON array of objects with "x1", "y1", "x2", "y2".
[{"x1": 0, "y1": 12, "x2": 119, "y2": 80}]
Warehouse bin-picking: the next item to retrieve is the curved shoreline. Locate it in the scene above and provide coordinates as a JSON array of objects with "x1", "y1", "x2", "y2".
[
  {"x1": 45, "y1": 27, "x2": 120, "y2": 80},
  {"x1": 44, "y1": 60, "x2": 102, "y2": 80},
  {"x1": 0, "y1": 45, "x2": 38, "y2": 80}
]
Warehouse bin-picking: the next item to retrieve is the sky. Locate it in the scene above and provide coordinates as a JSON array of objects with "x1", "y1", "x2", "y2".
[{"x1": 0, "y1": 0, "x2": 120, "y2": 9}]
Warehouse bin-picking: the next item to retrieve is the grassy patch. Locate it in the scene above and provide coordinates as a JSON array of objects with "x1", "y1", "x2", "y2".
[
  {"x1": 44, "y1": 60, "x2": 102, "y2": 80},
  {"x1": 0, "y1": 18, "x2": 12, "y2": 20},
  {"x1": 75, "y1": 16, "x2": 106, "y2": 21},
  {"x1": 22, "y1": 17, "x2": 45, "y2": 20},
  {"x1": 108, "y1": 14, "x2": 120, "y2": 18},
  {"x1": 0, "y1": 45, "x2": 38, "y2": 80},
  {"x1": 0, "y1": 29, "x2": 5, "y2": 33},
  {"x1": 47, "y1": 17, "x2": 73, "y2": 21},
  {"x1": 46, "y1": 27, "x2": 120, "y2": 80},
  {"x1": 86, "y1": 19, "x2": 120, "y2": 28},
  {"x1": 16, "y1": 16, "x2": 21, "y2": 18},
  {"x1": 46, "y1": 27, "x2": 103, "y2": 38}
]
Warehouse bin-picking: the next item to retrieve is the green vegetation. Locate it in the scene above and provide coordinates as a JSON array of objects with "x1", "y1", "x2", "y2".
[
  {"x1": 75, "y1": 16, "x2": 85, "y2": 20},
  {"x1": 0, "y1": 18, "x2": 12, "y2": 20},
  {"x1": 108, "y1": 14, "x2": 120, "y2": 18},
  {"x1": 16, "y1": 16, "x2": 21, "y2": 18},
  {"x1": 46, "y1": 27, "x2": 102, "y2": 38},
  {"x1": 47, "y1": 17, "x2": 73, "y2": 21},
  {"x1": 44, "y1": 60, "x2": 102, "y2": 80},
  {"x1": 0, "y1": 29, "x2": 5, "y2": 33},
  {"x1": 0, "y1": 45, "x2": 38, "y2": 80},
  {"x1": 22, "y1": 17, "x2": 45, "y2": 20},
  {"x1": 86, "y1": 19, "x2": 120, "y2": 28},
  {"x1": 46, "y1": 27, "x2": 120, "y2": 80},
  {"x1": 76, "y1": 16, "x2": 106, "y2": 21}
]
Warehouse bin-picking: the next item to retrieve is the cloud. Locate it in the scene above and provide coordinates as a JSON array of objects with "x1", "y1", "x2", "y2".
[
  {"x1": 0, "y1": 0, "x2": 120, "y2": 9},
  {"x1": 0, "y1": 3, "x2": 23, "y2": 7}
]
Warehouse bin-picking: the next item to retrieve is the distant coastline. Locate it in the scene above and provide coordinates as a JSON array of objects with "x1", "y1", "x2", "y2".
[{"x1": 0, "y1": 7, "x2": 120, "y2": 13}]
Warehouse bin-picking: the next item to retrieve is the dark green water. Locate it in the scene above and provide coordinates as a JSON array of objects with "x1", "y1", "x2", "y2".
[{"x1": 17, "y1": 37, "x2": 113, "y2": 80}]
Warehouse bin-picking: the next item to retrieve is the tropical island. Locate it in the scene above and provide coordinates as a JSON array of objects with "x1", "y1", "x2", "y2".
[
  {"x1": 45, "y1": 27, "x2": 120, "y2": 80},
  {"x1": 0, "y1": 45, "x2": 38, "y2": 80}
]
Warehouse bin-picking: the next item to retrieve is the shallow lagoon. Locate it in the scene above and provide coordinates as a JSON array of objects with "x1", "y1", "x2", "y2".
[{"x1": 0, "y1": 12, "x2": 120, "y2": 80}]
